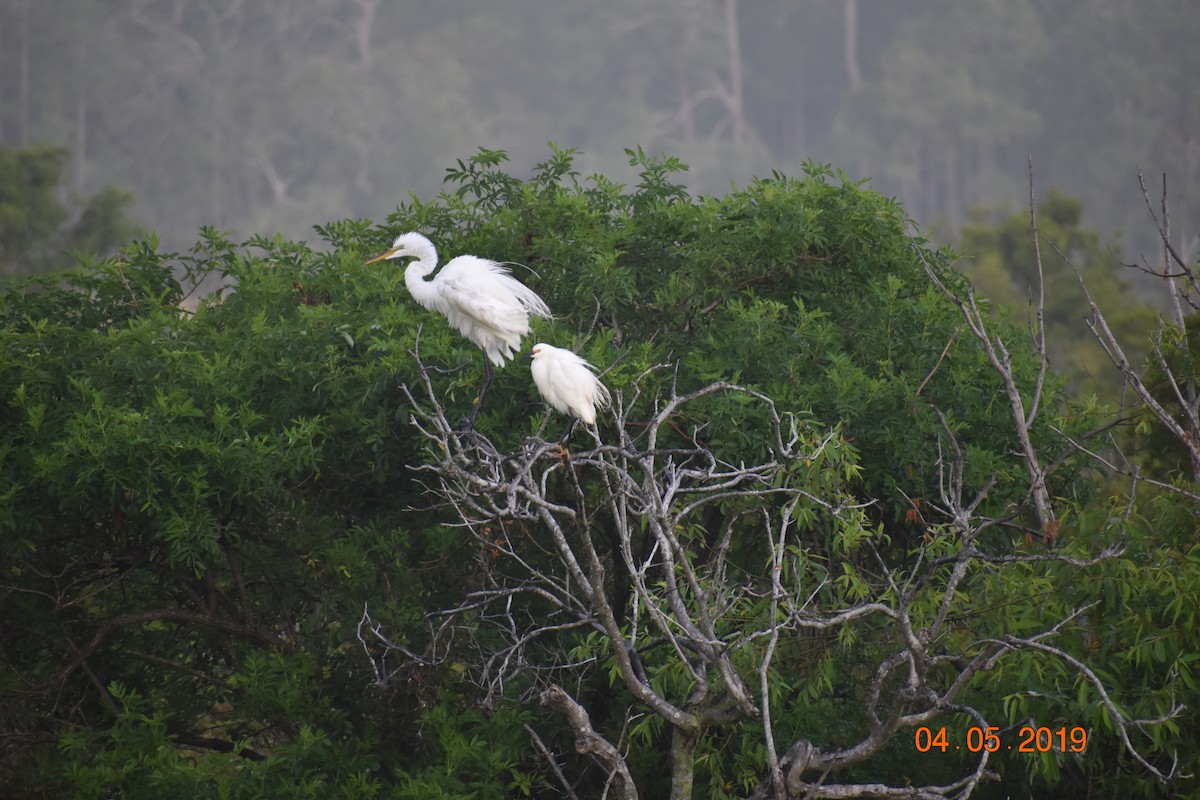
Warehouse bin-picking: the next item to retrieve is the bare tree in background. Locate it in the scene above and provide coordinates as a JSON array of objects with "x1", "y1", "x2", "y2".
[
  {"x1": 843, "y1": 0, "x2": 863, "y2": 93},
  {"x1": 349, "y1": 0, "x2": 379, "y2": 65},
  {"x1": 938, "y1": 166, "x2": 1200, "y2": 497},
  {"x1": 653, "y1": 0, "x2": 761, "y2": 153}
]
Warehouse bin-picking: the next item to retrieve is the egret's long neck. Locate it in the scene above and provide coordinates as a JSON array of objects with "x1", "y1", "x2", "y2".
[{"x1": 402, "y1": 244, "x2": 441, "y2": 309}]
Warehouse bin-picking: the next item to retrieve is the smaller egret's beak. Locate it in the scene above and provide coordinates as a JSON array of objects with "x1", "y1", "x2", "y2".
[
  {"x1": 365, "y1": 248, "x2": 397, "y2": 265},
  {"x1": 527, "y1": 349, "x2": 536, "y2": 359}
]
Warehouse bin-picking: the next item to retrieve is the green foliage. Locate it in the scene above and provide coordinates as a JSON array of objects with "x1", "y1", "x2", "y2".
[
  {"x1": 968, "y1": 501, "x2": 1200, "y2": 796},
  {"x1": 0, "y1": 144, "x2": 140, "y2": 279},
  {"x1": 59, "y1": 677, "x2": 385, "y2": 800},
  {"x1": 381, "y1": 148, "x2": 1074, "y2": 534},
  {"x1": 959, "y1": 189, "x2": 1159, "y2": 401},
  {"x1": 0, "y1": 223, "x2": 484, "y2": 796},
  {"x1": 1, "y1": 146, "x2": 1188, "y2": 798},
  {"x1": 68, "y1": 186, "x2": 140, "y2": 258},
  {"x1": 0, "y1": 144, "x2": 70, "y2": 265},
  {"x1": 1128, "y1": 313, "x2": 1200, "y2": 481}
]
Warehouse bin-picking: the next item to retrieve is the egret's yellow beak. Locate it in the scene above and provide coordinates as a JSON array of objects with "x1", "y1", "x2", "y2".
[{"x1": 365, "y1": 248, "x2": 397, "y2": 265}]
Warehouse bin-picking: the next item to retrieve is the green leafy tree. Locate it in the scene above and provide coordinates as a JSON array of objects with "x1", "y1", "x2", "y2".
[
  {"x1": 947, "y1": 172, "x2": 1200, "y2": 798},
  {"x1": 0, "y1": 221, "x2": 535, "y2": 797},
  {"x1": 1, "y1": 147, "x2": 1193, "y2": 799},
  {"x1": 958, "y1": 189, "x2": 1159, "y2": 401},
  {"x1": 0, "y1": 144, "x2": 139, "y2": 278},
  {"x1": 1130, "y1": 314, "x2": 1200, "y2": 480},
  {"x1": 363, "y1": 148, "x2": 1189, "y2": 797},
  {"x1": 0, "y1": 144, "x2": 69, "y2": 268}
]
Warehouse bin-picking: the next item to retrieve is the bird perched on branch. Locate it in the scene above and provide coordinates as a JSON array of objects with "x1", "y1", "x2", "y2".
[
  {"x1": 367, "y1": 232, "x2": 551, "y2": 428},
  {"x1": 529, "y1": 343, "x2": 611, "y2": 443}
]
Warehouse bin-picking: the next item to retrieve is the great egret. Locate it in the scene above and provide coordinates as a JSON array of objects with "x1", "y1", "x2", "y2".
[
  {"x1": 529, "y1": 343, "x2": 611, "y2": 442},
  {"x1": 367, "y1": 232, "x2": 552, "y2": 427}
]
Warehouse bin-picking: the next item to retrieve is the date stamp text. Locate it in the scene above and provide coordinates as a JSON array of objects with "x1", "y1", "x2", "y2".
[{"x1": 915, "y1": 725, "x2": 1088, "y2": 754}]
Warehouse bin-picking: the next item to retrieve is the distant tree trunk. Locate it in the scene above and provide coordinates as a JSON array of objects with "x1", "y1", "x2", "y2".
[
  {"x1": 351, "y1": 0, "x2": 378, "y2": 66},
  {"x1": 19, "y1": 0, "x2": 31, "y2": 146},
  {"x1": 210, "y1": 124, "x2": 224, "y2": 228},
  {"x1": 678, "y1": 72, "x2": 697, "y2": 140},
  {"x1": 944, "y1": 145, "x2": 960, "y2": 231},
  {"x1": 258, "y1": 155, "x2": 291, "y2": 205},
  {"x1": 844, "y1": 0, "x2": 863, "y2": 92},
  {"x1": 723, "y1": 0, "x2": 750, "y2": 147},
  {"x1": 75, "y1": 94, "x2": 87, "y2": 196}
]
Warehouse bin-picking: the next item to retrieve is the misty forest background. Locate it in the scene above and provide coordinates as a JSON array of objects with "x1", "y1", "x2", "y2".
[
  {"x1": 3, "y1": 1, "x2": 1200, "y2": 799},
  {"x1": 3, "y1": 0, "x2": 1197, "y2": 270}
]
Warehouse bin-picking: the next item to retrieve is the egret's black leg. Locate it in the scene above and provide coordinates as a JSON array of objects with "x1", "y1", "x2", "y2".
[
  {"x1": 557, "y1": 416, "x2": 578, "y2": 444},
  {"x1": 460, "y1": 357, "x2": 495, "y2": 430}
]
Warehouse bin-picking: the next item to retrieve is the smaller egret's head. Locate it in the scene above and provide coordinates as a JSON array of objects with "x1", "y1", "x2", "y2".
[
  {"x1": 366, "y1": 232, "x2": 433, "y2": 265},
  {"x1": 529, "y1": 343, "x2": 549, "y2": 360}
]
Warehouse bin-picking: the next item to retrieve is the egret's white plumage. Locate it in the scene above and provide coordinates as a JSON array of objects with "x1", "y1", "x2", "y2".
[
  {"x1": 367, "y1": 232, "x2": 551, "y2": 367},
  {"x1": 368, "y1": 232, "x2": 552, "y2": 426},
  {"x1": 529, "y1": 343, "x2": 611, "y2": 426}
]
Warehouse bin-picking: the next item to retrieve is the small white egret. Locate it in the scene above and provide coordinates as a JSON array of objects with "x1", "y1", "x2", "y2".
[
  {"x1": 529, "y1": 343, "x2": 611, "y2": 442},
  {"x1": 367, "y1": 232, "x2": 552, "y2": 427}
]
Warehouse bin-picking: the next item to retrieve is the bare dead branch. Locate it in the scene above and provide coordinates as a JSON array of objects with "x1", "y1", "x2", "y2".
[
  {"x1": 373, "y1": 326, "x2": 1176, "y2": 799},
  {"x1": 1050, "y1": 424, "x2": 1200, "y2": 503},
  {"x1": 1059, "y1": 242, "x2": 1200, "y2": 482},
  {"x1": 523, "y1": 722, "x2": 582, "y2": 800},
  {"x1": 1025, "y1": 156, "x2": 1050, "y2": 429},
  {"x1": 915, "y1": 327, "x2": 959, "y2": 399},
  {"x1": 1138, "y1": 171, "x2": 1198, "y2": 320},
  {"x1": 914, "y1": 234, "x2": 1057, "y2": 539},
  {"x1": 542, "y1": 685, "x2": 639, "y2": 800}
]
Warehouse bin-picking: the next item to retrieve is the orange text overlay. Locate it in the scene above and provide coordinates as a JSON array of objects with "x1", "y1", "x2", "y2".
[{"x1": 914, "y1": 725, "x2": 1087, "y2": 754}]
